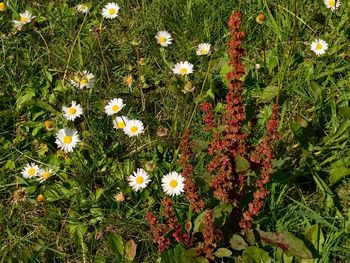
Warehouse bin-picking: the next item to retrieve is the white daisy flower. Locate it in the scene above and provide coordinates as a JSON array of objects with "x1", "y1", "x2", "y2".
[
  {"x1": 70, "y1": 70, "x2": 95, "y2": 89},
  {"x1": 123, "y1": 119, "x2": 144, "y2": 137},
  {"x1": 310, "y1": 39, "x2": 328, "y2": 56},
  {"x1": 128, "y1": 168, "x2": 151, "y2": 192},
  {"x1": 155, "y1": 31, "x2": 172, "y2": 47},
  {"x1": 102, "y1": 2, "x2": 120, "y2": 19},
  {"x1": 105, "y1": 98, "x2": 125, "y2": 116},
  {"x1": 76, "y1": 4, "x2": 89, "y2": 13},
  {"x1": 161, "y1": 172, "x2": 185, "y2": 196},
  {"x1": 173, "y1": 61, "x2": 194, "y2": 76},
  {"x1": 55, "y1": 128, "x2": 80, "y2": 153},
  {"x1": 113, "y1": 116, "x2": 129, "y2": 129},
  {"x1": 62, "y1": 101, "x2": 83, "y2": 121},
  {"x1": 196, "y1": 43, "x2": 211, "y2": 56},
  {"x1": 21, "y1": 163, "x2": 40, "y2": 179},
  {"x1": 38, "y1": 168, "x2": 54, "y2": 182},
  {"x1": 324, "y1": 0, "x2": 340, "y2": 11},
  {"x1": 13, "y1": 10, "x2": 34, "y2": 30}
]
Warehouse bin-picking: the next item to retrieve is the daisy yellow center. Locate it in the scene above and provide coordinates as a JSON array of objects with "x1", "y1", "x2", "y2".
[
  {"x1": 200, "y1": 49, "x2": 208, "y2": 55},
  {"x1": 117, "y1": 122, "x2": 125, "y2": 128},
  {"x1": 169, "y1": 180, "x2": 178, "y2": 188},
  {"x1": 136, "y1": 176, "x2": 144, "y2": 184},
  {"x1": 68, "y1": 107, "x2": 76, "y2": 115},
  {"x1": 42, "y1": 172, "x2": 51, "y2": 179},
  {"x1": 328, "y1": 0, "x2": 335, "y2": 6},
  {"x1": 28, "y1": 167, "x2": 36, "y2": 176},
  {"x1": 316, "y1": 44, "x2": 323, "y2": 50},
  {"x1": 130, "y1": 126, "x2": 138, "y2": 133},
  {"x1": 126, "y1": 76, "x2": 133, "y2": 85},
  {"x1": 20, "y1": 16, "x2": 29, "y2": 23},
  {"x1": 63, "y1": 135, "x2": 72, "y2": 144},
  {"x1": 0, "y1": 3, "x2": 6, "y2": 11},
  {"x1": 108, "y1": 8, "x2": 116, "y2": 15},
  {"x1": 80, "y1": 78, "x2": 88, "y2": 85},
  {"x1": 180, "y1": 68, "x2": 187, "y2": 75},
  {"x1": 112, "y1": 105, "x2": 119, "y2": 112},
  {"x1": 159, "y1": 36, "x2": 166, "y2": 43}
]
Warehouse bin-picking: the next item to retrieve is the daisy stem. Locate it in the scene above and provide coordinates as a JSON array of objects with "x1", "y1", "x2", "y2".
[
  {"x1": 185, "y1": 56, "x2": 213, "y2": 130},
  {"x1": 115, "y1": 17, "x2": 146, "y2": 111},
  {"x1": 62, "y1": 12, "x2": 88, "y2": 87},
  {"x1": 96, "y1": 32, "x2": 111, "y2": 87}
]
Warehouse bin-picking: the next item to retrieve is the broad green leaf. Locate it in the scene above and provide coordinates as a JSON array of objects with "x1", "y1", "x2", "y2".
[
  {"x1": 16, "y1": 89, "x2": 35, "y2": 109},
  {"x1": 258, "y1": 231, "x2": 313, "y2": 259},
  {"x1": 267, "y1": 55, "x2": 278, "y2": 73},
  {"x1": 190, "y1": 139, "x2": 209, "y2": 152},
  {"x1": 242, "y1": 246, "x2": 271, "y2": 263},
  {"x1": 260, "y1": 86, "x2": 279, "y2": 102},
  {"x1": 230, "y1": 234, "x2": 248, "y2": 251},
  {"x1": 214, "y1": 248, "x2": 232, "y2": 258},
  {"x1": 107, "y1": 233, "x2": 124, "y2": 257},
  {"x1": 329, "y1": 167, "x2": 350, "y2": 186},
  {"x1": 235, "y1": 156, "x2": 250, "y2": 173},
  {"x1": 305, "y1": 224, "x2": 324, "y2": 252},
  {"x1": 195, "y1": 257, "x2": 209, "y2": 263},
  {"x1": 193, "y1": 211, "x2": 206, "y2": 233},
  {"x1": 185, "y1": 247, "x2": 201, "y2": 257},
  {"x1": 275, "y1": 248, "x2": 293, "y2": 263},
  {"x1": 36, "y1": 100, "x2": 59, "y2": 114},
  {"x1": 339, "y1": 106, "x2": 350, "y2": 119}
]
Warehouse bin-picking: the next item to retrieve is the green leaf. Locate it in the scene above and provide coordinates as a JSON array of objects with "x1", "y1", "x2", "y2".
[
  {"x1": 185, "y1": 247, "x2": 201, "y2": 257},
  {"x1": 193, "y1": 211, "x2": 206, "y2": 233},
  {"x1": 214, "y1": 248, "x2": 232, "y2": 258},
  {"x1": 339, "y1": 106, "x2": 350, "y2": 119},
  {"x1": 36, "y1": 100, "x2": 59, "y2": 114},
  {"x1": 190, "y1": 139, "x2": 209, "y2": 152},
  {"x1": 16, "y1": 89, "x2": 35, "y2": 109},
  {"x1": 242, "y1": 246, "x2": 271, "y2": 263},
  {"x1": 235, "y1": 156, "x2": 250, "y2": 173},
  {"x1": 258, "y1": 230, "x2": 313, "y2": 259},
  {"x1": 125, "y1": 239, "x2": 137, "y2": 261},
  {"x1": 230, "y1": 234, "x2": 248, "y2": 251},
  {"x1": 305, "y1": 224, "x2": 324, "y2": 252},
  {"x1": 260, "y1": 86, "x2": 279, "y2": 102},
  {"x1": 107, "y1": 233, "x2": 124, "y2": 257},
  {"x1": 329, "y1": 166, "x2": 350, "y2": 186},
  {"x1": 195, "y1": 257, "x2": 209, "y2": 263},
  {"x1": 267, "y1": 55, "x2": 279, "y2": 73}
]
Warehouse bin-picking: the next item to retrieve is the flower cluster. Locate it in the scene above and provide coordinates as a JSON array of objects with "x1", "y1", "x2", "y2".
[
  {"x1": 154, "y1": 30, "x2": 212, "y2": 79},
  {"x1": 21, "y1": 162, "x2": 54, "y2": 182},
  {"x1": 128, "y1": 168, "x2": 185, "y2": 196}
]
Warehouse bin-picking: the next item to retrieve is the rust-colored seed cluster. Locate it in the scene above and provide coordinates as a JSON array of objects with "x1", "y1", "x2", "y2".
[
  {"x1": 205, "y1": 12, "x2": 248, "y2": 203},
  {"x1": 147, "y1": 10, "x2": 280, "y2": 258},
  {"x1": 146, "y1": 211, "x2": 170, "y2": 252},
  {"x1": 162, "y1": 197, "x2": 194, "y2": 247},
  {"x1": 179, "y1": 129, "x2": 205, "y2": 213},
  {"x1": 200, "y1": 209, "x2": 221, "y2": 260},
  {"x1": 240, "y1": 104, "x2": 279, "y2": 229},
  {"x1": 146, "y1": 198, "x2": 194, "y2": 251}
]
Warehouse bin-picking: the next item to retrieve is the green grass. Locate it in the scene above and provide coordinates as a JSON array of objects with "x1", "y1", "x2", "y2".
[{"x1": 1, "y1": 0, "x2": 350, "y2": 262}]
